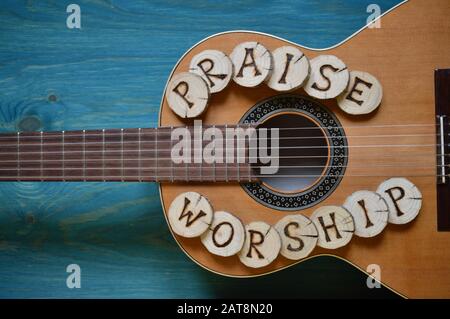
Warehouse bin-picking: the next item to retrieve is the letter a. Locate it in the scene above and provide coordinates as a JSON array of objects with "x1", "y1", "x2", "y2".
[{"x1": 66, "y1": 4, "x2": 81, "y2": 29}]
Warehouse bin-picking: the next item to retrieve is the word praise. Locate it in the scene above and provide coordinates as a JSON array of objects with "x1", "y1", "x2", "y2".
[{"x1": 166, "y1": 41, "x2": 383, "y2": 118}]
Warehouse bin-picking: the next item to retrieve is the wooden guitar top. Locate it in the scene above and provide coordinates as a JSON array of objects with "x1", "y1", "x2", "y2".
[{"x1": 159, "y1": 0, "x2": 450, "y2": 298}]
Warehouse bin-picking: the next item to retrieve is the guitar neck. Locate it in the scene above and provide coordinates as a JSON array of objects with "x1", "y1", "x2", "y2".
[{"x1": 0, "y1": 126, "x2": 255, "y2": 183}]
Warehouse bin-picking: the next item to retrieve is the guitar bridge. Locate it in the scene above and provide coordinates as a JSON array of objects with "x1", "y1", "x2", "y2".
[
  {"x1": 435, "y1": 69, "x2": 450, "y2": 231},
  {"x1": 437, "y1": 115, "x2": 448, "y2": 185}
]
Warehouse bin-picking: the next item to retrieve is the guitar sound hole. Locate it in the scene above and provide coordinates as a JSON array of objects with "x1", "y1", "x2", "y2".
[
  {"x1": 241, "y1": 94, "x2": 347, "y2": 210},
  {"x1": 256, "y1": 112, "x2": 329, "y2": 193}
]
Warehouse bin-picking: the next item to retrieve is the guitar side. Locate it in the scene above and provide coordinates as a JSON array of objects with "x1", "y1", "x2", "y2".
[{"x1": 159, "y1": 0, "x2": 450, "y2": 298}]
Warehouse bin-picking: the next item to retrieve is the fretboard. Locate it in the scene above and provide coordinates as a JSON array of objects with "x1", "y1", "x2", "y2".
[{"x1": 0, "y1": 126, "x2": 256, "y2": 183}]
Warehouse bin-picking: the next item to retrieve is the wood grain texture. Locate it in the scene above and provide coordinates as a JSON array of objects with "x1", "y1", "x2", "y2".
[{"x1": 0, "y1": 0, "x2": 403, "y2": 298}]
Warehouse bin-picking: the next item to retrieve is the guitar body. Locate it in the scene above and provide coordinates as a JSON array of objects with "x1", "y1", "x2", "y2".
[{"x1": 159, "y1": 0, "x2": 450, "y2": 298}]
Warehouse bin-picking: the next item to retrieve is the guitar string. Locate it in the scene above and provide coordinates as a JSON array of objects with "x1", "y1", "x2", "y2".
[
  {"x1": 0, "y1": 133, "x2": 442, "y2": 149},
  {"x1": 0, "y1": 131, "x2": 443, "y2": 145},
  {"x1": 0, "y1": 163, "x2": 444, "y2": 170},
  {"x1": 0, "y1": 154, "x2": 443, "y2": 162},
  {"x1": 1, "y1": 153, "x2": 448, "y2": 160},
  {"x1": 0, "y1": 144, "x2": 442, "y2": 157},
  {"x1": 0, "y1": 122, "x2": 442, "y2": 140},
  {"x1": 0, "y1": 173, "x2": 446, "y2": 179}
]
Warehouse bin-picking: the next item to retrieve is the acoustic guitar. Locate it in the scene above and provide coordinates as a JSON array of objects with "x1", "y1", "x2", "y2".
[{"x1": 0, "y1": 0, "x2": 448, "y2": 298}]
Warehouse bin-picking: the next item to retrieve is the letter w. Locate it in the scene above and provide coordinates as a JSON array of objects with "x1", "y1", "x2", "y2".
[{"x1": 179, "y1": 197, "x2": 206, "y2": 227}]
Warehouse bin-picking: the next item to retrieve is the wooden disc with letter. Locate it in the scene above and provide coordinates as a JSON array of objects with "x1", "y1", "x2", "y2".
[
  {"x1": 166, "y1": 72, "x2": 210, "y2": 118},
  {"x1": 168, "y1": 191, "x2": 213, "y2": 238},
  {"x1": 376, "y1": 178, "x2": 422, "y2": 225},
  {"x1": 311, "y1": 206, "x2": 354, "y2": 249},
  {"x1": 304, "y1": 55, "x2": 349, "y2": 99},
  {"x1": 343, "y1": 190, "x2": 389, "y2": 238},
  {"x1": 337, "y1": 71, "x2": 383, "y2": 115},
  {"x1": 266, "y1": 46, "x2": 310, "y2": 92},
  {"x1": 274, "y1": 214, "x2": 318, "y2": 260},
  {"x1": 201, "y1": 211, "x2": 245, "y2": 257},
  {"x1": 238, "y1": 221, "x2": 281, "y2": 268},
  {"x1": 230, "y1": 41, "x2": 273, "y2": 87},
  {"x1": 189, "y1": 50, "x2": 234, "y2": 93}
]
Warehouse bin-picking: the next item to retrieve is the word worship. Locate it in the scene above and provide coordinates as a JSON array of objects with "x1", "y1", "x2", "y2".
[
  {"x1": 166, "y1": 41, "x2": 383, "y2": 119},
  {"x1": 167, "y1": 177, "x2": 421, "y2": 268}
]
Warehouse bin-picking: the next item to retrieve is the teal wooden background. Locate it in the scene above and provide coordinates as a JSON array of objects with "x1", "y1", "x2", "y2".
[{"x1": 0, "y1": 0, "x2": 402, "y2": 298}]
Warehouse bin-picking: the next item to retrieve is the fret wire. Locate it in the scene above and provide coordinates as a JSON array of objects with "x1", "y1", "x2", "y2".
[
  {"x1": 62, "y1": 131, "x2": 65, "y2": 181},
  {"x1": 170, "y1": 126, "x2": 174, "y2": 183},
  {"x1": 40, "y1": 131, "x2": 43, "y2": 182},
  {"x1": 185, "y1": 126, "x2": 188, "y2": 182},
  {"x1": 17, "y1": 132, "x2": 20, "y2": 181},
  {"x1": 237, "y1": 125, "x2": 240, "y2": 183},
  {"x1": 213, "y1": 125, "x2": 216, "y2": 183},
  {"x1": 199, "y1": 137, "x2": 202, "y2": 183},
  {"x1": 138, "y1": 128, "x2": 142, "y2": 182},
  {"x1": 155, "y1": 127, "x2": 158, "y2": 182},
  {"x1": 83, "y1": 129, "x2": 86, "y2": 181},
  {"x1": 121, "y1": 128, "x2": 124, "y2": 182},
  {"x1": 247, "y1": 123, "x2": 251, "y2": 182},
  {"x1": 102, "y1": 129, "x2": 106, "y2": 182},
  {"x1": 225, "y1": 124, "x2": 228, "y2": 183}
]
